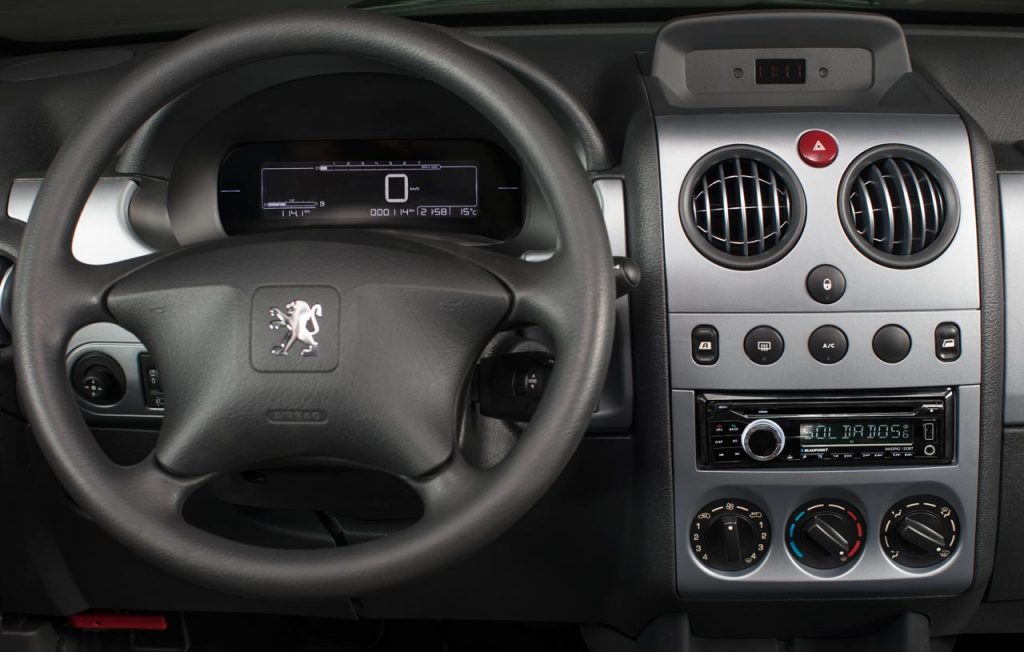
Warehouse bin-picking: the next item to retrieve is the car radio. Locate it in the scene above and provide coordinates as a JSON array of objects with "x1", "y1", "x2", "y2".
[{"x1": 697, "y1": 390, "x2": 954, "y2": 468}]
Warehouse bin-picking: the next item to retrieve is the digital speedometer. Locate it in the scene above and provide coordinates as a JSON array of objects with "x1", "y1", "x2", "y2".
[
  {"x1": 217, "y1": 139, "x2": 522, "y2": 239},
  {"x1": 260, "y1": 160, "x2": 481, "y2": 220}
]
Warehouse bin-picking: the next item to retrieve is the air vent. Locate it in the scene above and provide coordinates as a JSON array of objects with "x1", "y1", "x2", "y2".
[
  {"x1": 680, "y1": 147, "x2": 806, "y2": 270},
  {"x1": 840, "y1": 147, "x2": 959, "y2": 268}
]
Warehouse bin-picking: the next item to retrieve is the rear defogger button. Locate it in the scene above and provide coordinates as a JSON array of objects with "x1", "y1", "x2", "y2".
[{"x1": 744, "y1": 326, "x2": 784, "y2": 365}]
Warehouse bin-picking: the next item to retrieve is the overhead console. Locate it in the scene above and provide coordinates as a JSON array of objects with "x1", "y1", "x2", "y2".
[{"x1": 649, "y1": 12, "x2": 981, "y2": 599}]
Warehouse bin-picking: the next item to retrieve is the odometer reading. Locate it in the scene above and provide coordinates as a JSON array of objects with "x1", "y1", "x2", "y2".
[
  {"x1": 260, "y1": 161, "x2": 480, "y2": 220},
  {"x1": 799, "y1": 421, "x2": 913, "y2": 446}
]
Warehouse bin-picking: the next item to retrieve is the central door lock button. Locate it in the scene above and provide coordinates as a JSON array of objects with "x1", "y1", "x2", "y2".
[
  {"x1": 808, "y1": 325, "x2": 848, "y2": 364},
  {"x1": 744, "y1": 326, "x2": 784, "y2": 365},
  {"x1": 806, "y1": 265, "x2": 846, "y2": 304}
]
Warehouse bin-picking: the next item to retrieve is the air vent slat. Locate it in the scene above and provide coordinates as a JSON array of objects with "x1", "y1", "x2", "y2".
[
  {"x1": 717, "y1": 162, "x2": 731, "y2": 255},
  {"x1": 884, "y1": 158, "x2": 915, "y2": 256},
  {"x1": 752, "y1": 161, "x2": 766, "y2": 254},
  {"x1": 854, "y1": 176, "x2": 875, "y2": 245},
  {"x1": 898, "y1": 159, "x2": 926, "y2": 251},
  {"x1": 843, "y1": 150, "x2": 954, "y2": 267},
  {"x1": 920, "y1": 167, "x2": 943, "y2": 239},
  {"x1": 868, "y1": 163, "x2": 897, "y2": 254},
  {"x1": 732, "y1": 158, "x2": 747, "y2": 256},
  {"x1": 769, "y1": 166, "x2": 783, "y2": 249}
]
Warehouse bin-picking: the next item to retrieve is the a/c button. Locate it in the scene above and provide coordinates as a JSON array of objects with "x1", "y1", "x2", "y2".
[{"x1": 808, "y1": 325, "x2": 848, "y2": 364}]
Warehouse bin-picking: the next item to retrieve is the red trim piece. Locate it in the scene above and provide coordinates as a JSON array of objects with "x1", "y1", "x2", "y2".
[
  {"x1": 69, "y1": 613, "x2": 168, "y2": 631},
  {"x1": 849, "y1": 539, "x2": 863, "y2": 559}
]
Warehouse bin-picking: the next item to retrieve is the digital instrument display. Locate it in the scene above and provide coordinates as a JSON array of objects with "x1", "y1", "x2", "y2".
[
  {"x1": 799, "y1": 421, "x2": 914, "y2": 447},
  {"x1": 260, "y1": 161, "x2": 481, "y2": 220},
  {"x1": 218, "y1": 139, "x2": 522, "y2": 238},
  {"x1": 756, "y1": 58, "x2": 806, "y2": 85}
]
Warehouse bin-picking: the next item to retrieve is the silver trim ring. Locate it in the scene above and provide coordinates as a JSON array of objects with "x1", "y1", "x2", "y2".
[{"x1": 741, "y1": 418, "x2": 786, "y2": 462}]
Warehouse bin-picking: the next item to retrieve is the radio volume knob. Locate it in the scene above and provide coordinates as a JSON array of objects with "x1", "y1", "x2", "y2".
[{"x1": 741, "y1": 419, "x2": 786, "y2": 462}]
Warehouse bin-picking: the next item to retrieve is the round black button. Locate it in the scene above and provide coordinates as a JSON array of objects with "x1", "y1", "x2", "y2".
[
  {"x1": 808, "y1": 325, "x2": 848, "y2": 364},
  {"x1": 806, "y1": 265, "x2": 846, "y2": 304},
  {"x1": 744, "y1": 326, "x2": 784, "y2": 365},
  {"x1": 873, "y1": 324, "x2": 912, "y2": 363}
]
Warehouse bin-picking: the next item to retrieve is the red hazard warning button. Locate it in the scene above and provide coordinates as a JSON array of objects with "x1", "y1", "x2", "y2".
[{"x1": 797, "y1": 130, "x2": 838, "y2": 167}]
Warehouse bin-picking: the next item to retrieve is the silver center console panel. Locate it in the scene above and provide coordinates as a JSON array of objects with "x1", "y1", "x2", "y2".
[{"x1": 651, "y1": 12, "x2": 982, "y2": 598}]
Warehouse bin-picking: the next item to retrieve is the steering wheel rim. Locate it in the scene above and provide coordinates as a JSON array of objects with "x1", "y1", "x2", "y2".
[{"x1": 13, "y1": 9, "x2": 614, "y2": 600}]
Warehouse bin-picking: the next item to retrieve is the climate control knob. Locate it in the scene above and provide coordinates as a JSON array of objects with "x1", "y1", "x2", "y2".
[
  {"x1": 690, "y1": 498, "x2": 770, "y2": 571},
  {"x1": 741, "y1": 419, "x2": 786, "y2": 462},
  {"x1": 881, "y1": 496, "x2": 960, "y2": 568},
  {"x1": 786, "y1": 499, "x2": 866, "y2": 570}
]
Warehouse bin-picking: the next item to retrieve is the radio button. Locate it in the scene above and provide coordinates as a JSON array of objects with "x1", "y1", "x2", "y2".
[
  {"x1": 808, "y1": 325, "x2": 848, "y2": 364},
  {"x1": 741, "y1": 419, "x2": 786, "y2": 462},
  {"x1": 713, "y1": 448, "x2": 744, "y2": 462},
  {"x1": 744, "y1": 326, "x2": 784, "y2": 365}
]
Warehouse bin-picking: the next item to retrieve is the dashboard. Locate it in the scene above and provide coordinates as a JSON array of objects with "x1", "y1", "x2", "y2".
[{"x1": 0, "y1": 6, "x2": 1021, "y2": 650}]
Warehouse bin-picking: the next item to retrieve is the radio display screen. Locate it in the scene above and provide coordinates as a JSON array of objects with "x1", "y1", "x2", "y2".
[{"x1": 799, "y1": 421, "x2": 914, "y2": 446}]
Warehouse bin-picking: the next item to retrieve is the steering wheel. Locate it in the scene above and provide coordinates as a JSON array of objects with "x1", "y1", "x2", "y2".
[{"x1": 12, "y1": 10, "x2": 614, "y2": 599}]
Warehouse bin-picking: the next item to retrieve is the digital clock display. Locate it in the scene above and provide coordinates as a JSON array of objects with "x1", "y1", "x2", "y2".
[
  {"x1": 799, "y1": 421, "x2": 914, "y2": 446},
  {"x1": 755, "y1": 58, "x2": 806, "y2": 85}
]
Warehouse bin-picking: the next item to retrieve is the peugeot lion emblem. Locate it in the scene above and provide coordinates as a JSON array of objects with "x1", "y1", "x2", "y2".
[{"x1": 268, "y1": 300, "x2": 323, "y2": 357}]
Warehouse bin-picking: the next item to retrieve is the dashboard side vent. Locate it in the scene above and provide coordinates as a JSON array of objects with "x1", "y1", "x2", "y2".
[
  {"x1": 680, "y1": 147, "x2": 806, "y2": 270},
  {"x1": 840, "y1": 147, "x2": 959, "y2": 268}
]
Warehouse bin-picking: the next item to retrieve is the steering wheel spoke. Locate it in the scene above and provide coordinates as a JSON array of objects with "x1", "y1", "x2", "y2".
[
  {"x1": 424, "y1": 242, "x2": 576, "y2": 332},
  {"x1": 407, "y1": 450, "x2": 485, "y2": 516}
]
